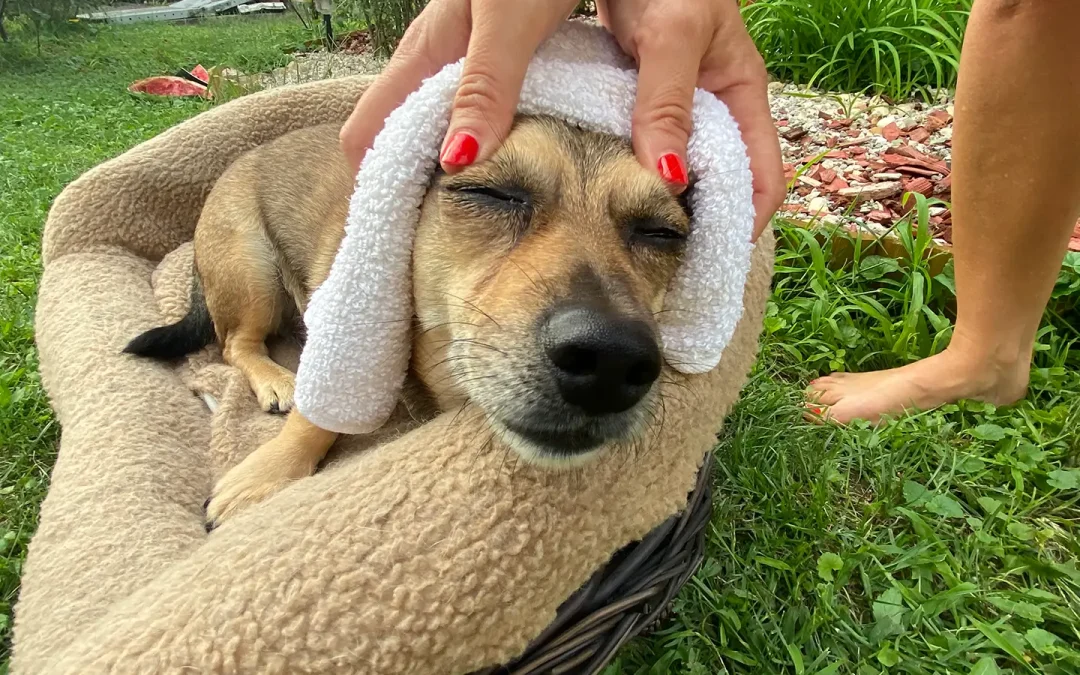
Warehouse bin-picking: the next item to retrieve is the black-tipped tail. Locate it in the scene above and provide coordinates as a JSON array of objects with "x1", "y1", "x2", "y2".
[{"x1": 125, "y1": 281, "x2": 215, "y2": 360}]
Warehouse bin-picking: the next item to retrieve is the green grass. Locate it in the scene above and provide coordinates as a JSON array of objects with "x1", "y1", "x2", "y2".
[
  {"x1": 742, "y1": 0, "x2": 972, "y2": 100},
  {"x1": 609, "y1": 213, "x2": 1080, "y2": 674},
  {"x1": 0, "y1": 15, "x2": 310, "y2": 659},
  {"x1": 2, "y1": 13, "x2": 1080, "y2": 675}
]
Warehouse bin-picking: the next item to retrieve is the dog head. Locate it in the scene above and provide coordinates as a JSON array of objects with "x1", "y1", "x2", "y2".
[{"x1": 411, "y1": 116, "x2": 690, "y2": 465}]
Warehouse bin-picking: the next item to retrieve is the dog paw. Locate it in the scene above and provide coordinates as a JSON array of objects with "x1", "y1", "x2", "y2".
[
  {"x1": 254, "y1": 372, "x2": 295, "y2": 415},
  {"x1": 204, "y1": 435, "x2": 315, "y2": 529}
]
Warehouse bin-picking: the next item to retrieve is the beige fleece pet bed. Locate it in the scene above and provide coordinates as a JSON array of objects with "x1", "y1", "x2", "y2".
[{"x1": 14, "y1": 75, "x2": 774, "y2": 674}]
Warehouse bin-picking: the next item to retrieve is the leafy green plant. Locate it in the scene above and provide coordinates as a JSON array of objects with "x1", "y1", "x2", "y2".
[
  {"x1": 741, "y1": 0, "x2": 972, "y2": 100},
  {"x1": 330, "y1": 0, "x2": 423, "y2": 56},
  {"x1": 332, "y1": 0, "x2": 594, "y2": 57}
]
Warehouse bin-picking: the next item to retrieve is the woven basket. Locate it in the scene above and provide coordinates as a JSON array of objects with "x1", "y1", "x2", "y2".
[{"x1": 474, "y1": 452, "x2": 715, "y2": 675}]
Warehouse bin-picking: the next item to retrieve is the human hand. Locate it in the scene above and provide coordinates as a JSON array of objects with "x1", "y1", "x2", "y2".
[
  {"x1": 339, "y1": 0, "x2": 783, "y2": 241},
  {"x1": 339, "y1": 0, "x2": 580, "y2": 174},
  {"x1": 597, "y1": 0, "x2": 784, "y2": 240}
]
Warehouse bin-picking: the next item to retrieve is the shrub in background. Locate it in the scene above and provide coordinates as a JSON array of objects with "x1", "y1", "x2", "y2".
[
  {"x1": 335, "y1": 0, "x2": 595, "y2": 57},
  {"x1": 741, "y1": 0, "x2": 972, "y2": 100},
  {"x1": 1, "y1": 0, "x2": 89, "y2": 42}
]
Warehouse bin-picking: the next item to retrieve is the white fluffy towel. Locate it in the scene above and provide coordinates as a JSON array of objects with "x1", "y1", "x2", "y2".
[{"x1": 295, "y1": 21, "x2": 755, "y2": 435}]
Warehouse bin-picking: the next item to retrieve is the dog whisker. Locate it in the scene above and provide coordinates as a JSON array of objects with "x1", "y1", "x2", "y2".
[
  {"x1": 415, "y1": 320, "x2": 481, "y2": 339},
  {"x1": 422, "y1": 291, "x2": 503, "y2": 330}
]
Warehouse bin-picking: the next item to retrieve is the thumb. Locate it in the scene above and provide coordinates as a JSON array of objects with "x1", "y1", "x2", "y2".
[
  {"x1": 439, "y1": 1, "x2": 575, "y2": 172},
  {"x1": 630, "y1": 29, "x2": 705, "y2": 191}
]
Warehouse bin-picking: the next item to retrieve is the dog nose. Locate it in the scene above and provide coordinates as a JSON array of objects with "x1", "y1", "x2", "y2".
[{"x1": 542, "y1": 306, "x2": 661, "y2": 415}]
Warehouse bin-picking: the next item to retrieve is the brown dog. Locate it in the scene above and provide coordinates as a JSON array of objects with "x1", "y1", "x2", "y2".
[{"x1": 126, "y1": 117, "x2": 691, "y2": 526}]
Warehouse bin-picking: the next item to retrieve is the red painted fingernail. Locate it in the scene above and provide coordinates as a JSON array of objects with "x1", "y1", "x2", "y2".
[
  {"x1": 808, "y1": 405, "x2": 823, "y2": 415},
  {"x1": 440, "y1": 132, "x2": 479, "y2": 167},
  {"x1": 657, "y1": 153, "x2": 688, "y2": 186}
]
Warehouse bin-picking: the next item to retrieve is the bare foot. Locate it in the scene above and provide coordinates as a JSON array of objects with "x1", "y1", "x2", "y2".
[{"x1": 805, "y1": 348, "x2": 1030, "y2": 425}]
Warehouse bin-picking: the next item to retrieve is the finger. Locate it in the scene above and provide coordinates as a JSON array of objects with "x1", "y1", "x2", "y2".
[
  {"x1": 628, "y1": 15, "x2": 708, "y2": 191},
  {"x1": 440, "y1": 0, "x2": 577, "y2": 172},
  {"x1": 339, "y1": 0, "x2": 470, "y2": 172}
]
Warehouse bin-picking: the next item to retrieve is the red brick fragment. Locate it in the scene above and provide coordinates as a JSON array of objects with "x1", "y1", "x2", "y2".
[
  {"x1": 866, "y1": 210, "x2": 892, "y2": 223},
  {"x1": 881, "y1": 122, "x2": 902, "y2": 141},
  {"x1": 926, "y1": 109, "x2": 950, "y2": 131},
  {"x1": 818, "y1": 168, "x2": 837, "y2": 184},
  {"x1": 907, "y1": 127, "x2": 931, "y2": 144},
  {"x1": 825, "y1": 150, "x2": 849, "y2": 159},
  {"x1": 823, "y1": 177, "x2": 850, "y2": 193},
  {"x1": 903, "y1": 177, "x2": 935, "y2": 196},
  {"x1": 826, "y1": 136, "x2": 838, "y2": 148}
]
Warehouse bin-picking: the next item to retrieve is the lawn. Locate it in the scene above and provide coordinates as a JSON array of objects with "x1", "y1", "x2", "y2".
[
  {"x1": 0, "y1": 14, "x2": 310, "y2": 661},
  {"x1": 2, "y1": 13, "x2": 1079, "y2": 675}
]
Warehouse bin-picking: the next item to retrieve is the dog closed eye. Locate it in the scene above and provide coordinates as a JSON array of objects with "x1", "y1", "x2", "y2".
[
  {"x1": 629, "y1": 217, "x2": 688, "y2": 248},
  {"x1": 445, "y1": 183, "x2": 532, "y2": 211}
]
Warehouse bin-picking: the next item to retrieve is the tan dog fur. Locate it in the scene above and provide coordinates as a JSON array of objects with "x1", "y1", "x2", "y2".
[{"x1": 130, "y1": 118, "x2": 692, "y2": 526}]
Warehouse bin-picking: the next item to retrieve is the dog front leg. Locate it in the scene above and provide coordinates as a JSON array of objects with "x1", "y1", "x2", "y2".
[{"x1": 205, "y1": 411, "x2": 338, "y2": 529}]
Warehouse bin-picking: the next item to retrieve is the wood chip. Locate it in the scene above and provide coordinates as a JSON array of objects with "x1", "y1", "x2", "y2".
[
  {"x1": 837, "y1": 136, "x2": 873, "y2": 148},
  {"x1": 893, "y1": 165, "x2": 940, "y2": 178},
  {"x1": 781, "y1": 127, "x2": 808, "y2": 141},
  {"x1": 882, "y1": 153, "x2": 950, "y2": 175},
  {"x1": 837, "y1": 181, "x2": 902, "y2": 203}
]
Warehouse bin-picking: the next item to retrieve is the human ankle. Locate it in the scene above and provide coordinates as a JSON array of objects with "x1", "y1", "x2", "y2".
[
  {"x1": 945, "y1": 329, "x2": 1031, "y2": 373},
  {"x1": 939, "y1": 339, "x2": 1030, "y2": 403}
]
